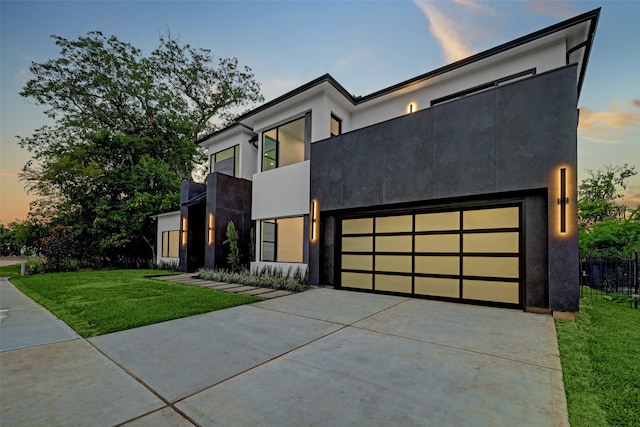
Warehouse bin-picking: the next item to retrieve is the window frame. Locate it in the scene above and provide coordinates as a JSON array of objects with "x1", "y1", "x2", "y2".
[
  {"x1": 330, "y1": 113, "x2": 342, "y2": 137},
  {"x1": 161, "y1": 230, "x2": 180, "y2": 258},
  {"x1": 260, "y1": 217, "x2": 304, "y2": 263},
  {"x1": 210, "y1": 144, "x2": 239, "y2": 177},
  {"x1": 261, "y1": 116, "x2": 305, "y2": 172}
]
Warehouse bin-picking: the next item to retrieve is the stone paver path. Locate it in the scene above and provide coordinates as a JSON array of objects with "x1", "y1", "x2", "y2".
[{"x1": 154, "y1": 274, "x2": 294, "y2": 299}]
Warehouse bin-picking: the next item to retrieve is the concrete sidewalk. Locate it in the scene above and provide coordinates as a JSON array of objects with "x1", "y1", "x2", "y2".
[{"x1": 1, "y1": 276, "x2": 569, "y2": 426}]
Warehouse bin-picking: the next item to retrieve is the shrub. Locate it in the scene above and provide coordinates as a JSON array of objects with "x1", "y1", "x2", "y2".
[
  {"x1": 223, "y1": 221, "x2": 243, "y2": 273},
  {"x1": 41, "y1": 225, "x2": 76, "y2": 272},
  {"x1": 197, "y1": 265, "x2": 309, "y2": 292}
]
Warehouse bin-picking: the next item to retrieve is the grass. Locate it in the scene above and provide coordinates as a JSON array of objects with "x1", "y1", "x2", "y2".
[
  {"x1": 8, "y1": 269, "x2": 261, "y2": 338},
  {"x1": 555, "y1": 292, "x2": 640, "y2": 427}
]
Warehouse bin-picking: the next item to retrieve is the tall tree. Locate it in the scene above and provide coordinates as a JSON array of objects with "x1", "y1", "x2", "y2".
[
  {"x1": 578, "y1": 164, "x2": 636, "y2": 229},
  {"x1": 19, "y1": 31, "x2": 263, "y2": 265}
]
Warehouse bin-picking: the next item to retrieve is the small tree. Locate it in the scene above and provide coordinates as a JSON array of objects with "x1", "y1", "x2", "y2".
[
  {"x1": 223, "y1": 221, "x2": 242, "y2": 273},
  {"x1": 41, "y1": 225, "x2": 75, "y2": 272}
]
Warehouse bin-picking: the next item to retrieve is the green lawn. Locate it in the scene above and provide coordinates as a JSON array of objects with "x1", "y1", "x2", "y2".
[
  {"x1": 8, "y1": 269, "x2": 261, "y2": 338},
  {"x1": 556, "y1": 294, "x2": 640, "y2": 427},
  {"x1": 0, "y1": 263, "x2": 22, "y2": 277}
]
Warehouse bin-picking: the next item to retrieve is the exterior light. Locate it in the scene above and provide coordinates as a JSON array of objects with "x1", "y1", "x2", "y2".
[
  {"x1": 311, "y1": 200, "x2": 318, "y2": 241},
  {"x1": 208, "y1": 213, "x2": 215, "y2": 245},
  {"x1": 406, "y1": 102, "x2": 418, "y2": 114},
  {"x1": 181, "y1": 216, "x2": 188, "y2": 246},
  {"x1": 557, "y1": 168, "x2": 569, "y2": 233}
]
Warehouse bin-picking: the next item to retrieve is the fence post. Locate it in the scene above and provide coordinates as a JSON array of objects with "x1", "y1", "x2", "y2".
[{"x1": 20, "y1": 261, "x2": 26, "y2": 276}]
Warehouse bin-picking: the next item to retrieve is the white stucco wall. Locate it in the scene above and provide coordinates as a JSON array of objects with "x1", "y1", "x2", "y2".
[
  {"x1": 155, "y1": 211, "x2": 180, "y2": 265},
  {"x1": 252, "y1": 160, "x2": 310, "y2": 220},
  {"x1": 201, "y1": 127, "x2": 258, "y2": 180}
]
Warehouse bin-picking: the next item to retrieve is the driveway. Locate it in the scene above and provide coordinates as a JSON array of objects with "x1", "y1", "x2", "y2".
[{"x1": 0, "y1": 278, "x2": 568, "y2": 426}]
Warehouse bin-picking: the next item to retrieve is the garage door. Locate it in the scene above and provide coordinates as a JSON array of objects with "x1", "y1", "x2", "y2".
[{"x1": 339, "y1": 205, "x2": 521, "y2": 307}]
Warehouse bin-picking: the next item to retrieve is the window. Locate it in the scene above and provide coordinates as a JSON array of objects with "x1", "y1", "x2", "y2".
[
  {"x1": 162, "y1": 230, "x2": 180, "y2": 258},
  {"x1": 262, "y1": 117, "x2": 305, "y2": 171},
  {"x1": 210, "y1": 145, "x2": 239, "y2": 177},
  {"x1": 261, "y1": 217, "x2": 304, "y2": 262},
  {"x1": 330, "y1": 114, "x2": 342, "y2": 137}
]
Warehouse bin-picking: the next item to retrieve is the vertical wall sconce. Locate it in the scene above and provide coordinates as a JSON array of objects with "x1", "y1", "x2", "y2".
[
  {"x1": 208, "y1": 213, "x2": 215, "y2": 245},
  {"x1": 182, "y1": 216, "x2": 188, "y2": 246},
  {"x1": 310, "y1": 200, "x2": 318, "y2": 241},
  {"x1": 557, "y1": 168, "x2": 569, "y2": 233},
  {"x1": 406, "y1": 102, "x2": 418, "y2": 114}
]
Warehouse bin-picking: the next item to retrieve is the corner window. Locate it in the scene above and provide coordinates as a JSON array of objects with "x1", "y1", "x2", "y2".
[
  {"x1": 162, "y1": 230, "x2": 180, "y2": 258},
  {"x1": 210, "y1": 145, "x2": 239, "y2": 177},
  {"x1": 261, "y1": 217, "x2": 304, "y2": 263},
  {"x1": 330, "y1": 114, "x2": 342, "y2": 137},
  {"x1": 262, "y1": 117, "x2": 305, "y2": 171}
]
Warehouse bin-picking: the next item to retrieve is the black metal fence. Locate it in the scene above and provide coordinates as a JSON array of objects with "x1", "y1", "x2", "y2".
[{"x1": 580, "y1": 252, "x2": 639, "y2": 308}]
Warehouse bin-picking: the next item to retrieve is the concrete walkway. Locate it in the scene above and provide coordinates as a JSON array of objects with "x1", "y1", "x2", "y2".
[
  {"x1": 0, "y1": 275, "x2": 569, "y2": 426},
  {"x1": 155, "y1": 274, "x2": 294, "y2": 299}
]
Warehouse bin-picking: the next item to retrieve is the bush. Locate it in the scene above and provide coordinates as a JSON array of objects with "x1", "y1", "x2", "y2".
[
  {"x1": 41, "y1": 225, "x2": 76, "y2": 272},
  {"x1": 197, "y1": 265, "x2": 309, "y2": 292},
  {"x1": 157, "y1": 260, "x2": 180, "y2": 271}
]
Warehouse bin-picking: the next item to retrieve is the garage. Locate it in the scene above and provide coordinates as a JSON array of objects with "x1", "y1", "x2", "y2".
[{"x1": 339, "y1": 205, "x2": 522, "y2": 308}]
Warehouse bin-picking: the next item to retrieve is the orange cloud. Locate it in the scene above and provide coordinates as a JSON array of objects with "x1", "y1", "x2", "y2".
[
  {"x1": 414, "y1": 0, "x2": 474, "y2": 63},
  {"x1": 620, "y1": 193, "x2": 640, "y2": 210},
  {"x1": 579, "y1": 100, "x2": 640, "y2": 144}
]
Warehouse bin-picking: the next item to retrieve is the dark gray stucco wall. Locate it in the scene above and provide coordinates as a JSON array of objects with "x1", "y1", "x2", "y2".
[
  {"x1": 310, "y1": 65, "x2": 578, "y2": 311},
  {"x1": 179, "y1": 181, "x2": 206, "y2": 272},
  {"x1": 204, "y1": 173, "x2": 252, "y2": 270}
]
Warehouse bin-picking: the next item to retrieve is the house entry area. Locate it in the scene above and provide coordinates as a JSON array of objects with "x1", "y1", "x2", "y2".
[{"x1": 339, "y1": 204, "x2": 522, "y2": 308}]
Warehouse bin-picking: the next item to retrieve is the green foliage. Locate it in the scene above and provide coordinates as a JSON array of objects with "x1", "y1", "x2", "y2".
[
  {"x1": 41, "y1": 225, "x2": 75, "y2": 272},
  {"x1": 579, "y1": 217, "x2": 640, "y2": 257},
  {"x1": 197, "y1": 265, "x2": 309, "y2": 293},
  {"x1": 223, "y1": 220, "x2": 242, "y2": 272},
  {"x1": 18, "y1": 31, "x2": 263, "y2": 266},
  {"x1": 249, "y1": 226, "x2": 256, "y2": 262},
  {"x1": 9, "y1": 269, "x2": 260, "y2": 337},
  {"x1": 578, "y1": 164, "x2": 636, "y2": 229},
  {"x1": 556, "y1": 296, "x2": 640, "y2": 427}
]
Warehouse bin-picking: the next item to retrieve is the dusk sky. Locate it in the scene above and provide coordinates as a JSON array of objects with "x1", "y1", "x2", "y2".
[{"x1": 1, "y1": 0, "x2": 639, "y2": 224}]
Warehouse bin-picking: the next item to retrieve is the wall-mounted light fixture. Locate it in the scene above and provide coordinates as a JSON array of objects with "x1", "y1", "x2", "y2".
[
  {"x1": 182, "y1": 216, "x2": 188, "y2": 246},
  {"x1": 208, "y1": 213, "x2": 215, "y2": 245},
  {"x1": 406, "y1": 102, "x2": 418, "y2": 114},
  {"x1": 310, "y1": 200, "x2": 318, "y2": 241},
  {"x1": 557, "y1": 168, "x2": 569, "y2": 233}
]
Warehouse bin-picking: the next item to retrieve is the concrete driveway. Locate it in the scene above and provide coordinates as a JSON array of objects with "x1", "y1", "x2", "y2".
[{"x1": 0, "y1": 277, "x2": 568, "y2": 426}]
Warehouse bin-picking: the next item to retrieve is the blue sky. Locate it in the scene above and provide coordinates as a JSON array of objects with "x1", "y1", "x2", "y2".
[{"x1": 1, "y1": 0, "x2": 639, "y2": 223}]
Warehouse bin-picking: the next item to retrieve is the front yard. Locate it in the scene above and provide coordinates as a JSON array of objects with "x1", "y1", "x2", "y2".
[
  {"x1": 6, "y1": 269, "x2": 260, "y2": 338},
  {"x1": 555, "y1": 293, "x2": 639, "y2": 427}
]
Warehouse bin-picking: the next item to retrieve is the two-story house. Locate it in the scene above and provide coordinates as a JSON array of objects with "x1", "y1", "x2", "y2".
[{"x1": 155, "y1": 8, "x2": 600, "y2": 316}]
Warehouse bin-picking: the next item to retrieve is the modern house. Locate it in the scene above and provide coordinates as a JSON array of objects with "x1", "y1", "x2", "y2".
[{"x1": 155, "y1": 8, "x2": 600, "y2": 316}]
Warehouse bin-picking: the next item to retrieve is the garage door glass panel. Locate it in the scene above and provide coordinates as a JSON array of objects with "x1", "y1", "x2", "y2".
[
  {"x1": 415, "y1": 211, "x2": 459, "y2": 231},
  {"x1": 342, "y1": 236, "x2": 373, "y2": 252},
  {"x1": 463, "y1": 280, "x2": 519, "y2": 304},
  {"x1": 463, "y1": 233, "x2": 518, "y2": 253},
  {"x1": 376, "y1": 274, "x2": 412, "y2": 293},
  {"x1": 415, "y1": 256, "x2": 459, "y2": 275},
  {"x1": 343, "y1": 218, "x2": 373, "y2": 235},
  {"x1": 464, "y1": 257, "x2": 519, "y2": 278},
  {"x1": 376, "y1": 215, "x2": 412, "y2": 233},
  {"x1": 341, "y1": 272, "x2": 372, "y2": 289},
  {"x1": 463, "y1": 207, "x2": 519, "y2": 229},
  {"x1": 342, "y1": 255, "x2": 372, "y2": 271},
  {"x1": 376, "y1": 255, "x2": 412, "y2": 273},
  {"x1": 375, "y1": 235, "x2": 412, "y2": 252},
  {"x1": 415, "y1": 277, "x2": 460, "y2": 298},
  {"x1": 415, "y1": 234, "x2": 459, "y2": 253}
]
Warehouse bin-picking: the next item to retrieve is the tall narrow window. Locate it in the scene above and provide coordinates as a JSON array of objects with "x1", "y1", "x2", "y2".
[
  {"x1": 162, "y1": 230, "x2": 179, "y2": 257},
  {"x1": 330, "y1": 114, "x2": 342, "y2": 137},
  {"x1": 210, "y1": 145, "x2": 239, "y2": 177},
  {"x1": 262, "y1": 117, "x2": 305, "y2": 171}
]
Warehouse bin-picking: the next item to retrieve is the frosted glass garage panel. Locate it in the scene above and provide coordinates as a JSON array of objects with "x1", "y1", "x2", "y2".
[
  {"x1": 375, "y1": 235, "x2": 412, "y2": 252},
  {"x1": 342, "y1": 272, "x2": 372, "y2": 289},
  {"x1": 342, "y1": 236, "x2": 373, "y2": 252},
  {"x1": 342, "y1": 255, "x2": 372, "y2": 271},
  {"x1": 376, "y1": 215, "x2": 412, "y2": 233},
  {"x1": 375, "y1": 274, "x2": 412, "y2": 293},
  {"x1": 415, "y1": 256, "x2": 459, "y2": 275},
  {"x1": 376, "y1": 255, "x2": 412, "y2": 273},
  {"x1": 463, "y1": 207, "x2": 519, "y2": 230},
  {"x1": 415, "y1": 211, "x2": 459, "y2": 231},
  {"x1": 463, "y1": 233, "x2": 519, "y2": 253},
  {"x1": 415, "y1": 234, "x2": 459, "y2": 253},
  {"x1": 463, "y1": 280, "x2": 519, "y2": 304},
  {"x1": 415, "y1": 277, "x2": 459, "y2": 298},
  {"x1": 343, "y1": 218, "x2": 373, "y2": 235},
  {"x1": 464, "y1": 257, "x2": 519, "y2": 278}
]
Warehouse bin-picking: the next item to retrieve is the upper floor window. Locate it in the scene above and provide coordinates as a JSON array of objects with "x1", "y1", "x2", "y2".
[
  {"x1": 330, "y1": 114, "x2": 342, "y2": 137},
  {"x1": 210, "y1": 145, "x2": 239, "y2": 177},
  {"x1": 262, "y1": 117, "x2": 305, "y2": 171}
]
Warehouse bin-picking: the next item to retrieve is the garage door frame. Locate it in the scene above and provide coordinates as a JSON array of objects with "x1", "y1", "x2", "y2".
[{"x1": 336, "y1": 201, "x2": 525, "y2": 309}]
